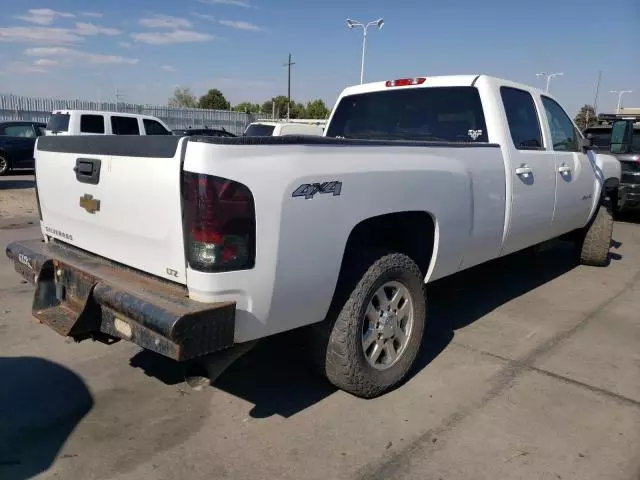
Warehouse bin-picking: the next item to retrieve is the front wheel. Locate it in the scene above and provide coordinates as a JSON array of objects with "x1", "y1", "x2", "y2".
[
  {"x1": 577, "y1": 199, "x2": 614, "y2": 266},
  {"x1": 313, "y1": 252, "x2": 426, "y2": 398}
]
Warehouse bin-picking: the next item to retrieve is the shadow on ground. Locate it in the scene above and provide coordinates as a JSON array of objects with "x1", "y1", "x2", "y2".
[
  {"x1": 0, "y1": 176, "x2": 35, "y2": 190},
  {"x1": 130, "y1": 240, "x2": 595, "y2": 419},
  {"x1": 0, "y1": 357, "x2": 93, "y2": 480}
]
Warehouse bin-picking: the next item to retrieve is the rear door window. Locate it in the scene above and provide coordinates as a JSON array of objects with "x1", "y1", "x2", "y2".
[
  {"x1": 111, "y1": 116, "x2": 140, "y2": 135},
  {"x1": 143, "y1": 119, "x2": 171, "y2": 135},
  {"x1": 46, "y1": 113, "x2": 70, "y2": 133},
  {"x1": 80, "y1": 114, "x2": 105, "y2": 134},
  {"x1": 500, "y1": 87, "x2": 544, "y2": 150},
  {"x1": 325, "y1": 86, "x2": 488, "y2": 142},
  {"x1": 1, "y1": 124, "x2": 35, "y2": 137}
]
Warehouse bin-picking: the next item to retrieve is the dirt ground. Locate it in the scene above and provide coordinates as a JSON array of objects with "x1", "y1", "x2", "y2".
[{"x1": 0, "y1": 175, "x2": 37, "y2": 219}]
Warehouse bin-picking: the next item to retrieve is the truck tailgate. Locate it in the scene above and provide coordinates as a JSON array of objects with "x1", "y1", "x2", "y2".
[{"x1": 35, "y1": 135, "x2": 188, "y2": 284}]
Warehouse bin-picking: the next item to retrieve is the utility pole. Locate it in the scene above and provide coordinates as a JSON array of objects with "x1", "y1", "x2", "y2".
[
  {"x1": 283, "y1": 53, "x2": 295, "y2": 120},
  {"x1": 586, "y1": 70, "x2": 602, "y2": 127},
  {"x1": 536, "y1": 72, "x2": 563, "y2": 93},
  {"x1": 114, "y1": 87, "x2": 125, "y2": 112}
]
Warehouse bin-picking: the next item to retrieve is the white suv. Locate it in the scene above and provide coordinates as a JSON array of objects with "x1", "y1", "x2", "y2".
[{"x1": 45, "y1": 110, "x2": 172, "y2": 136}]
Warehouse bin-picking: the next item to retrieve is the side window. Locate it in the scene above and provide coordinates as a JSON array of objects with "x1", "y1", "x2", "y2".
[
  {"x1": 80, "y1": 114, "x2": 105, "y2": 134},
  {"x1": 541, "y1": 97, "x2": 580, "y2": 152},
  {"x1": 500, "y1": 87, "x2": 543, "y2": 150},
  {"x1": 111, "y1": 116, "x2": 140, "y2": 135},
  {"x1": 35, "y1": 125, "x2": 46, "y2": 136},
  {"x1": 2, "y1": 125, "x2": 36, "y2": 137},
  {"x1": 143, "y1": 119, "x2": 171, "y2": 135}
]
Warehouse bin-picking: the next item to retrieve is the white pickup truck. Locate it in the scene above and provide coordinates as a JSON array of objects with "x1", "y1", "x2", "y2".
[{"x1": 6, "y1": 74, "x2": 621, "y2": 398}]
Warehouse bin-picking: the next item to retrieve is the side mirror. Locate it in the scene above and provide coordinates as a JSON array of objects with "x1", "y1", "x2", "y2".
[
  {"x1": 579, "y1": 136, "x2": 592, "y2": 152},
  {"x1": 610, "y1": 120, "x2": 632, "y2": 154}
]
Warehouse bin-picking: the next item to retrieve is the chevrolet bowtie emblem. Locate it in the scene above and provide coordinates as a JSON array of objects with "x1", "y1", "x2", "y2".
[{"x1": 79, "y1": 194, "x2": 100, "y2": 214}]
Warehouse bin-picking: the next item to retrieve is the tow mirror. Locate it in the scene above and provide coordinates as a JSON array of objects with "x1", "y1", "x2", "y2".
[{"x1": 610, "y1": 120, "x2": 632, "y2": 154}]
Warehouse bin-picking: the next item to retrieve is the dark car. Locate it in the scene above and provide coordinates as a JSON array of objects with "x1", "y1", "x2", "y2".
[
  {"x1": 0, "y1": 120, "x2": 46, "y2": 175},
  {"x1": 584, "y1": 114, "x2": 640, "y2": 212},
  {"x1": 172, "y1": 127, "x2": 236, "y2": 138}
]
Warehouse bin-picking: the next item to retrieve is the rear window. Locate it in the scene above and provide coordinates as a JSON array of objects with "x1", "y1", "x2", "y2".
[
  {"x1": 325, "y1": 86, "x2": 489, "y2": 142},
  {"x1": 143, "y1": 119, "x2": 171, "y2": 135},
  {"x1": 80, "y1": 114, "x2": 105, "y2": 134},
  {"x1": 244, "y1": 124, "x2": 275, "y2": 136},
  {"x1": 111, "y1": 116, "x2": 140, "y2": 135},
  {"x1": 46, "y1": 113, "x2": 70, "y2": 133}
]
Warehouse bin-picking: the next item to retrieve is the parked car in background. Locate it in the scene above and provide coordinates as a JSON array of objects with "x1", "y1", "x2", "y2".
[
  {"x1": 45, "y1": 110, "x2": 172, "y2": 136},
  {"x1": 584, "y1": 113, "x2": 640, "y2": 212},
  {"x1": 0, "y1": 120, "x2": 46, "y2": 175},
  {"x1": 173, "y1": 128, "x2": 236, "y2": 137},
  {"x1": 243, "y1": 120, "x2": 324, "y2": 137}
]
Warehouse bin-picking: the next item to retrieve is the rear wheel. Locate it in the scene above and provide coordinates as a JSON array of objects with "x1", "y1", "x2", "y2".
[
  {"x1": 577, "y1": 198, "x2": 614, "y2": 266},
  {"x1": 312, "y1": 252, "x2": 426, "y2": 398},
  {"x1": 0, "y1": 155, "x2": 9, "y2": 176}
]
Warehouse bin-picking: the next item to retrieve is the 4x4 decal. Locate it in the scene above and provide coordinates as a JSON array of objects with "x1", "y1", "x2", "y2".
[{"x1": 292, "y1": 181, "x2": 342, "y2": 200}]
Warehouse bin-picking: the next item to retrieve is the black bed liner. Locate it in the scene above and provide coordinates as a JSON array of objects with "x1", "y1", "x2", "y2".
[{"x1": 36, "y1": 134, "x2": 499, "y2": 158}]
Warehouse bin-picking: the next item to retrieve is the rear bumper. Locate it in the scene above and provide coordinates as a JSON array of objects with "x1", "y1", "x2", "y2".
[{"x1": 6, "y1": 239, "x2": 235, "y2": 361}]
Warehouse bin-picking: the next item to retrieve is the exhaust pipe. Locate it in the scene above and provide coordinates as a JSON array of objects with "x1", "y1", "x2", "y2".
[{"x1": 184, "y1": 340, "x2": 258, "y2": 390}]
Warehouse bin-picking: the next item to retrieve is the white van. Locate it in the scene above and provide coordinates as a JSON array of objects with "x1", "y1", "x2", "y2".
[
  {"x1": 45, "y1": 110, "x2": 173, "y2": 136},
  {"x1": 243, "y1": 121, "x2": 324, "y2": 137}
]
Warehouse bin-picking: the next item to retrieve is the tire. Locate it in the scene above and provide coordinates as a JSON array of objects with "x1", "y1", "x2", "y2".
[
  {"x1": 0, "y1": 155, "x2": 9, "y2": 176},
  {"x1": 312, "y1": 251, "x2": 427, "y2": 398},
  {"x1": 577, "y1": 199, "x2": 614, "y2": 267}
]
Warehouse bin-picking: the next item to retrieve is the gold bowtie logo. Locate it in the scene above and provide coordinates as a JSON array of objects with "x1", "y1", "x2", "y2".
[{"x1": 79, "y1": 194, "x2": 100, "y2": 214}]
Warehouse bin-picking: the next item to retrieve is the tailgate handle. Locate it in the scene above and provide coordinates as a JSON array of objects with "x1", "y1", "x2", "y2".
[{"x1": 74, "y1": 158, "x2": 101, "y2": 185}]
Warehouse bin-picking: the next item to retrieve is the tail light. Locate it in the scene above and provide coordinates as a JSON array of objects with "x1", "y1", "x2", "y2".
[
  {"x1": 385, "y1": 77, "x2": 426, "y2": 87},
  {"x1": 183, "y1": 172, "x2": 255, "y2": 272}
]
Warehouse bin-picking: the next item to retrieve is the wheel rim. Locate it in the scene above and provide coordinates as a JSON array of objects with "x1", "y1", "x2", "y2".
[
  {"x1": 361, "y1": 280, "x2": 414, "y2": 371},
  {"x1": 0, "y1": 158, "x2": 7, "y2": 174}
]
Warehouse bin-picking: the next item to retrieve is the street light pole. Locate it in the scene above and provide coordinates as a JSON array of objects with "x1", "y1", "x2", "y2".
[
  {"x1": 346, "y1": 18, "x2": 384, "y2": 84},
  {"x1": 536, "y1": 72, "x2": 563, "y2": 93},
  {"x1": 610, "y1": 89, "x2": 632, "y2": 114}
]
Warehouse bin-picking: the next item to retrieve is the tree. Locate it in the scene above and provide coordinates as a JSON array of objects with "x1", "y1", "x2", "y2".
[
  {"x1": 305, "y1": 99, "x2": 330, "y2": 119},
  {"x1": 199, "y1": 89, "x2": 230, "y2": 110},
  {"x1": 168, "y1": 87, "x2": 197, "y2": 108},
  {"x1": 233, "y1": 102, "x2": 261, "y2": 114},
  {"x1": 260, "y1": 96, "x2": 309, "y2": 119},
  {"x1": 574, "y1": 104, "x2": 597, "y2": 131}
]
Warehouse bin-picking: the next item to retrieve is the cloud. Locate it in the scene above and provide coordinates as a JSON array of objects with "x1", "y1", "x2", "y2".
[
  {"x1": 75, "y1": 22, "x2": 121, "y2": 36},
  {"x1": 4, "y1": 61, "x2": 48, "y2": 74},
  {"x1": 191, "y1": 13, "x2": 216, "y2": 21},
  {"x1": 198, "y1": 0, "x2": 251, "y2": 7},
  {"x1": 33, "y1": 59, "x2": 59, "y2": 67},
  {"x1": 132, "y1": 30, "x2": 213, "y2": 45},
  {"x1": 25, "y1": 47, "x2": 139, "y2": 65},
  {"x1": 14, "y1": 8, "x2": 75, "y2": 26},
  {"x1": 118, "y1": 41, "x2": 132, "y2": 48},
  {"x1": 138, "y1": 15, "x2": 193, "y2": 29},
  {"x1": 0, "y1": 26, "x2": 84, "y2": 45},
  {"x1": 161, "y1": 65, "x2": 177, "y2": 72},
  {"x1": 80, "y1": 12, "x2": 103, "y2": 18},
  {"x1": 218, "y1": 20, "x2": 265, "y2": 31}
]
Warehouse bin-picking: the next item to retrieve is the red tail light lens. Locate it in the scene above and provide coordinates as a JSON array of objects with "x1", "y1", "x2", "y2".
[{"x1": 183, "y1": 172, "x2": 255, "y2": 272}]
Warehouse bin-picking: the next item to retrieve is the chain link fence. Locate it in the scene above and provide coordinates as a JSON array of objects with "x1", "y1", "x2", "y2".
[{"x1": 0, "y1": 94, "x2": 258, "y2": 136}]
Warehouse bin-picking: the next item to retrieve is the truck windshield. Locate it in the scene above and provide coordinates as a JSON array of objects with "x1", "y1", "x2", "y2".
[
  {"x1": 244, "y1": 124, "x2": 275, "y2": 136},
  {"x1": 325, "y1": 86, "x2": 489, "y2": 142},
  {"x1": 46, "y1": 113, "x2": 70, "y2": 133}
]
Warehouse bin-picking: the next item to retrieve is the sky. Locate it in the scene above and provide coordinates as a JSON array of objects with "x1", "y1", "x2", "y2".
[{"x1": 0, "y1": 0, "x2": 638, "y2": 116}]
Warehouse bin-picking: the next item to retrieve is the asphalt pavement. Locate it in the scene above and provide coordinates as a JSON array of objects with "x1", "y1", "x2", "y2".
[{"x1": 0, "y1": 180, "x2": 639, "y2": 479}]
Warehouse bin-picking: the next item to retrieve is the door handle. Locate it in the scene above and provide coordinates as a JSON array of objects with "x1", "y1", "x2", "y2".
[
  {"x1": 558, "y1": 165, "x2": 572, "y2": 174},
  {"x1": 515, "y1": 166, "x2": 533, "y2": 176}
]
